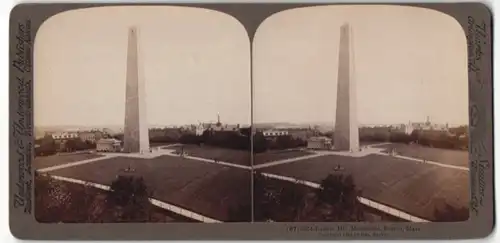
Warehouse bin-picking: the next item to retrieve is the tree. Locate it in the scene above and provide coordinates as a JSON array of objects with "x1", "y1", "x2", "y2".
[
  {"x1": 251, "y1": 172, "x2": 365, "y2": 222},
  {"x1": 449, "y1": 125, "x2": 468, "y2": 137},
  {"x1": 149, "y1": 129, "x2": 182, "y2": 144},
  {"x1": 179, "y1": 134, "x2": 202, "y2": 145},
  {"x1": 64, "y1": 138, "x2": 93, "y2": 151},
  {"x1": 227, "y1": 203, "x2": 252, "y2": 222},
  {"x1": 315, "y1": 173, "x2": 365, "y2": 221},
  {"x1": 106, "y1": 175, "x2": 153, "y2": 222},
  {"x1": 113, "y1": 134, "x2": 124, "y2": 141},
  {"x1": 410, "y1": 130, "x2": 420, "y2": 142},
  {"x1": 273, "y1": 135, "x2": 299, "y2": 149},
  {"x1": 253, "y1": 132, "x2": 268, "y2": 153},
  {"x1": 433, "y1": 203, "x2": 469, "y2": 222},
  {"x1": 35, "y1": 137, "x2": 57, "y2": 156},
  {"x1": 252, "y1": 173, "x2": 275, "y2": 221},
  {"x1": 201, "y1": 130, "x2": 211, "y2": 142},
  {"x1": 239, "y1": 127, "x2": 251, "y2": 137},
  {"x1": 389, "y1": 132, "x2": 413, "y2": 144},
  {"x1": 85, "y1": 140, "x2": 97, "y2": 149},
  {"x1": 250, "y1": 173, "x2": 305, "y2": 222},
  {"x1": 197, "y1": 130, "x2": 251, "y2": 151}
]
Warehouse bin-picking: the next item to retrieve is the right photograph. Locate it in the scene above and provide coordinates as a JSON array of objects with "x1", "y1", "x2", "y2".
[{"x1": 251, "y1": 5, "x2": 469, "y2": 222}]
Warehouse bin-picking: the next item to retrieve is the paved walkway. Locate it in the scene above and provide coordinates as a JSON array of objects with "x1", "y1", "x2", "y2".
[
  {"x1": 253, "y1": 153, "x2": 327, "y2": 169},
  {"x1": 367, "y1": 142, "x2": 393, "y2": 147},
  {"x1": 254, "y1": 143, "x2": 468, "y2": 172},
  {"x1": 37, "y1": 142, "x2": 468, "y2": 174},
  {"x1": 100, "y1": 143, "x2": 182, "y2": 159},
  {"x1": 36, "y1": 145, "x2": 251, "y2": 173},
  {"x1": 368, "y1": 142, "x2": 468, "y2": 171},
  {"x1": 165, "y1": 153, "x2": 252, "y2": 170},
  {"x1": 102, "y1": 149, "x2": 174, "y2": 159},
  {"x1": 375, "y1": 152, "x2": 469, "y2": 171},
  {"x1": 36, "y1": 151, "x2": 175, "y2": 173},
  {"x1": 37, "y1": 155, "x2": 118, "y2": 173},
  {"x1": 253, "y1": 145, "x2": 386, "y2": 169}
]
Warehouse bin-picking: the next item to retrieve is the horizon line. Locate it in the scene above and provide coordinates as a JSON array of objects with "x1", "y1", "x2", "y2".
[{"x1": 36, "y1": 121, "x2": 467, "y2": 129}]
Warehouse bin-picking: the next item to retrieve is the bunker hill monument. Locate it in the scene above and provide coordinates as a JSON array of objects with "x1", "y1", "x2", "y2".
[
  {"x1": 123, "y1": 27, "x2": 150, "y2": 153},
  {"x1": 334, "y1": 23, "x2": 360, "y2": 152}
]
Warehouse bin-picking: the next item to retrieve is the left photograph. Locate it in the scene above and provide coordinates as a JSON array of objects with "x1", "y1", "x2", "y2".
[{"x1": 33, "y1": 6, "x2": 252, "y2": 223}]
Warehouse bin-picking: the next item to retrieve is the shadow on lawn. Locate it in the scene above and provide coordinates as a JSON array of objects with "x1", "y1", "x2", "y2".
[{"x1": 35, "y1": 173, "x2": 194, "y2": 223}]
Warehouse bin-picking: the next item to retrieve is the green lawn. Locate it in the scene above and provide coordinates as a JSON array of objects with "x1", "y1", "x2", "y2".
[
  {"x1": 374, "y1": 143, "x2": 468, "y2": 167},
  {"x1": 33, "y1": 153, "x2": 103, "y2": 170},
  {"x1": 259, "y1": 154, "x2": 469, "y2": 221}
]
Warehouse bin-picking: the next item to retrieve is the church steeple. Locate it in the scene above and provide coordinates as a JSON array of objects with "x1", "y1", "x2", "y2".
[{"x1": 216, "y1": 113, "x2": 221, "y2": 126}]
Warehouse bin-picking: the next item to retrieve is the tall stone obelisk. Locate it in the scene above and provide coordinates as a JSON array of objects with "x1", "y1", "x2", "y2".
[
  {"x1": 334, "y1": 23, "x2": 359, "y2": 152},
  {"x1": 123, "y1": 27, "x2": 150, "y2": 153}
]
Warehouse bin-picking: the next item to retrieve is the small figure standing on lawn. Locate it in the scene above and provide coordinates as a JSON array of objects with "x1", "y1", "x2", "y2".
[
  {"x1": 334, "y1": 164, "x2": 342, "y2": 171},
  {"x1": 124, "y1": 164, "x2": 135, "y2": 172}
]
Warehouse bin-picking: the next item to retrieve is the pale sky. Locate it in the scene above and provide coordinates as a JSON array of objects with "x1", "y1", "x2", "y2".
[
  {"x1": 253, "y1": 5, "x2": 468, "y2": 126},
  {"x1": 34, "y1": 6, "x2": 251, "y2": 127},
  {"x1": 35, "y1": 5, "x2": 469, "y2": 128}
]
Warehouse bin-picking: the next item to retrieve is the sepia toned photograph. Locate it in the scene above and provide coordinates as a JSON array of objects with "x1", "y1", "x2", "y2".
[
  {"x1": 32, "y1": 4, "x2": 471, "y2": 224},
  {"x1": 252, "y1": 5, "x2": 470, "y2": 222},
  {"x1": 33, "y1": 6, "x2": 252, "y2": 223},
  {"x1": 8, "y1": 0, "x2": 496, "y2": 240}
]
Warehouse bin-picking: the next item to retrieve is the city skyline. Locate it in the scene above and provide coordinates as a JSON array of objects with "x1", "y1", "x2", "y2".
[
  {"x1": 34, "y1": 117, "x2": 464, "y2": 132},
  {"x1": 35, "y1": 118, "x2": 468, "y2": 129}
]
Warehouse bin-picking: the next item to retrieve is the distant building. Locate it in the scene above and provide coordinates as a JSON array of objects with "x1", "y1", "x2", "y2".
[
  {"x1": 96, "y1": 138, "x2": 122, "y2": 152},
  {"x1": 195, "y1": 114, "x2": 241, "y2": 136},
  {"x1": 79, "y1": 132, "x2": 96, "y2": 143},
  {"x1": 51, "y1": 132, "x2": 78, "y2": 140},
  {"x1": 360, "y1": 116, "x2": 449, "y2": 135},
  {"x1": 262, "y1": 129, "x2": 288, "y2": 137},
  {"x1": 195, "y1": 124, "x2": 207, "y2": 136},
  {"x1": 307, "y1": 136, "x2": 332, "y2": 150},
  {"x1": 78, "y1": 131, "x2": 103, "y2": 143},
  {"x1": 403, "y1": 117, "x2": 449, "y2": 134}
]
